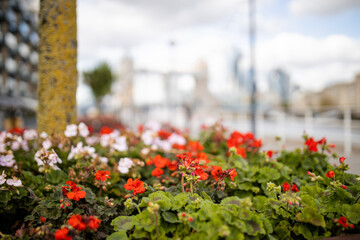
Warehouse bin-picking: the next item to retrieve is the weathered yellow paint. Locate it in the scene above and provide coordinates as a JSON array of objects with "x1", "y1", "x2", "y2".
[{"x1": 37, "y1": 0, "x2": 77, "y2": 135}]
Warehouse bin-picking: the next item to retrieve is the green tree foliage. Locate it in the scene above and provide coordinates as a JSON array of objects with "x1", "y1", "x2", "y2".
[{"x1": 83, "y1": 62, "x2": 115, "y2": 107}]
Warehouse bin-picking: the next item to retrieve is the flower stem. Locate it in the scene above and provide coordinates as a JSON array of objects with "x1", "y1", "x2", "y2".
[
  {"x1": 136, "y1": 204, "x2": 141, "y2": 214},
  {"x1": 190, "y1": 181, "x2": 193, "y2": 196},
  {"x1": 155, "y1": 211, "x2": 159, "y2": 239},
  {"x1": 181, "y1": 175, "x2": 185, "y2": 193},
  {"x1": 355, "y1": 195, "x2": 360, "y2": 204},
  {"x1": 98, "y1": 188, "x2": 102, "y2": 198},
  {"x1": 211, "y1": 181, "x2": 220, "y2": 200}
]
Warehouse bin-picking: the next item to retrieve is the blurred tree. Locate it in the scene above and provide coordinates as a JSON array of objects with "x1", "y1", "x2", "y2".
[
  {"x1": 37, "y1": 0, "x2": 78, "y2": 135},
  {"x1": 83, "y1": 62, "x2": 115, "y2": 110}
]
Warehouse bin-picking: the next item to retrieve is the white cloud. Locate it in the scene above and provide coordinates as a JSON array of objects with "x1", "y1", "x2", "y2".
[
  {"x1": 289, "y1": 0, "x2": 360, "y2": 15},
  {"x1": 254, "y1": 33, "x2": 360, "y2": 90}
]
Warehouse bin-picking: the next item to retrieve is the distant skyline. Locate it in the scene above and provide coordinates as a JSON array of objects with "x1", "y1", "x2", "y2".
[{"x1": 77, "y1": 0, "x2": 360, "y2": 105}]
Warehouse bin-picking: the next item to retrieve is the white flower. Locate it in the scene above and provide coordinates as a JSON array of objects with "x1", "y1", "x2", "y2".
[
  {"x1": 42, "y1": 139, "x2": 52, "y2": 150},
  {"x1": 78, "y1": 122, "x2": 90, "y2": 137},
  {"x1": 113, "y1": 136, "x2": 128, "y2": 152},
  {"x1": 67, "y1": 142, "x2": 95, "y2": 160},
  {"x1": 145, "y1": 120, "x2": 161, "y2": 132},
  {"x1": 6, "y1": 177, "x2": 22, "y2": 187},
  {"x1": 141, "y1": 130, "x2": 154, "y2": 145},
  {"x1": 0, "y1": 154, "x2": 16, "y2": 167},
  {"x1": 141, "y1": 148, "x2": 150, "y2": 155},
  {"x1": 85, "y1": 136, "x2": 98, "y2": 146},
  {"x1": 168, "y1": 133, "x2": 186, "y2": 146},
  {"x1": 34, "y1": 148, "x2": 62, "y2": 170},
  {"x1": 40, "y1": 132, "x2": 48, "y2": 139},
  {"x1": 0, "y1": 171, "x2": 6, "y2": 185},
  {"x1": 154, "y1": 138, "x2": 171, "y2": 152},
  {"x1": 99, "y1": 156, "x2": 108, "y2": 164},
  {"x1": 64, "y1": 124, "x2": 77, "y2": 137},
  {"x1": 23, "y1": 129, "x2": 37, "y2": 141},
  {"x1": 11, "y1": 141, "x2": 20, "y2": 151},
  {"x1": 118, "y1": 158, "x2": 134, "y2": 174}
]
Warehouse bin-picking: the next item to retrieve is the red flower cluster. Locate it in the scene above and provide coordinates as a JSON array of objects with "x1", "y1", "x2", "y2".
[
  {"x1": 326, "y1": 171, "x2": 335, "y2": 179},
  {"x1": 54, "y1": 228, "x2": 72, "y2": 240},
  {"x1": 147, "y1": 154, "x2": 176, "y2": 177},
  {"x1": 335, "y1": 216, "x2": 355, "y2": 229},
  {"x1": 266, "y1": 150, "x2": 273, "y2": 158},
  {"x1": 68, "y1": 215, "x2": 101, "y2": 231},
  {"x1": 158, "y1": 129, "x2": 172, "y2": 140},
  {"x1": 176, "y1": 153, "x2": 211, "y2": 181},
  {"x1": 94, "y1": 170, "x2": 111, "y2": 182},
  {"x1": 9, "y1": 127, "x2": 25, "y2": 135},
  {"x1": 124, "y1": 178, "x2": 145, "y2": 196},
  {"x1": 282, "y1": 182, "x2": 299, "y2": 192},
  {"x1": 305, "y1": 138, "x2": 318, "y2": 152},
  {"x1": 62, "y1": 181, "x2": 86, "y2": 201},
  {"x1": 187, "y1": 141, "x2": 204, "y2": 152},
  {"x1": 210, "y1": 166, "x2": 237, "y2": 182},
  {"x1": 339, "y1": 157, "x2": 346, "y2": 163},
  {"x1": 227, "y1": 131, "x2": 262, "y2": 158}
]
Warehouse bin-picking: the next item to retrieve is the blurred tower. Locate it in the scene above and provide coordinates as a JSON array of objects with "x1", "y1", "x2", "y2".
[
  {"x1": 0, "y1": 0, "x2": 39, "y2": 130},
  {"x1": 268, "y1": 69, "x2": 295, "y2": 111},
  {"x1": 193, "y1": 60, "x2": 217, "y2": 107}
]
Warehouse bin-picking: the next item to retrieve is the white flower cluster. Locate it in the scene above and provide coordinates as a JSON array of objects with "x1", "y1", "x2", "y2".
[
  {"x1": 34, "y1": 148, "x2": 62, "y2": 171},
  {"x1": 0, "y1": 131, "x2": 29, "y2": 152},
  {"x1": 67, "y1": 142, "x2": 95, "y2": 160},
  {"x1": 100, "y1": 130, "x2": 128, "y2": 152},
  {"x1": 0, "y1": 171, "x2": 22, "y2": 187},
  {"x1": 118, "y1": 157, "x2": 134, "y2": 174},
  {"x1": 141, "y1": 127, "x2": 186, "y2": 152},
  {"x1": 64, "y1": 122, "x2": 90, "y2": 138},
  {"x1": 0, "y1": 153, "x2": 16, "y2": 168}
]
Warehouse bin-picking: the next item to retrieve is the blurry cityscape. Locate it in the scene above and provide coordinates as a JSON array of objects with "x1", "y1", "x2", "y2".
[{"x1": 1, "y1": 0, "x2": 360, "y2": 172}]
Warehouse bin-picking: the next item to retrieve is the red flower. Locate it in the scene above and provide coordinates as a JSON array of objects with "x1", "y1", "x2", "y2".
[
  {"x1": 158, "y1": 130, "x2": 172, "y2": 140},
  {"x1": 54, "y1": 228, "x2": 72, "y2": 240},
  {"x1": 151, "y1": 168, "x2": 164, "y2": 177},
  {"x1": 211, "y1": 166, "x2": 223, "y2": 182},
  {"x1": 326, "y1": 171, "x2": 335, "y2": 178},
  {"x1": 152, "y1": 155, "x2": 170, "y2": 168},
  {"x1": 349, "y1": 224, "x2": 355, "y2": 229},
  {"x1": 100, "y1": 126, "x2": 113, "y2": 135},
  {"x1": 40, "y1": 217, "x2": 46, "y2": 223},
  {"x1": 195, "y1": 166, "x2": 209, "y2": 180},
  {"x1": 250, "y1": 139, "x2": 262, "y2": 148},
  {"x1": 282, "y1": 182, "x2": 290, "y2": 192},
  {"x1": 9, "y1": 127, "x2": 24, "y2": 135},
  {"x1": 172, "y1": 143, "x2": 186, "y2": 150},
  {"x1": 124, "y1": 178, "x2": 145, "y2": 195},
  {"x1": 291, "y1": 184, "x2": 299, "y2": 192},
  {"x1": 266, "y1": 150, "x2": 273, "y2": 158},
  {"x1": 317, "y1": 137, "x2": 327, "y2": 145},
  {"x1": 95, "y1": 170, "x2": 110, "y2": 182},
  {"x1": 167, "y1": 161, "x2": 178, "y2": 171},
  {"x1": 338, "y1": 217, "x2": 348, "y2": 228},
  {"x1": 62, "y1": 181, "x2": 86, "y2": 201},
  {"x1": 339, "y1": 157, "x2": 346, "y2": 163},
  {"x1": 229, "y1": 169, "x2": 237, "y2": 181},
  {"x1": 68, "y1": 215, "x2": 86, "y2": 231},
  {"x1": 88, "y1": 216, "x2": 101, "y2": 230},
  {"x1": 188, "y1": 141, "x2": 204, "y2": 152},
  {"x1": 305, "y1": 138, "x2": 318, "y2": 152},
  {"x1": 236, "y1": 147, "x2": 247, "y2": 158},
  {"x1": 341, "y1": 185, "x2": 347, "y2": 189}
]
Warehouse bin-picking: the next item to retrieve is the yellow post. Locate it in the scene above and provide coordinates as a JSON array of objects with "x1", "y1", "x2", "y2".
[{"x1": 37, "y1": 0, "x2": 77, "y2": 135}]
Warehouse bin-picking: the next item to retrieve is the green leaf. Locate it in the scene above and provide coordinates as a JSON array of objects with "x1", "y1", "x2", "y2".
[
  {"x1": 135, "y1": 210, "x2": 157, "y2": 232},
  {"x1": 139, "y1": 191, "x2": 172, "y2": 210},
  {"x1": 107, "y1": 231, "x2": 128, "y2": 240},
  {"x1": 172, "y1": 193, "x2": 190, "y2": 211},
  {"x1": 342, "y1": 204, "x2": 360, "y2": 224},
  {"x1": 46, "y1": 170, "x2": 68, "y2": 185},
  {"x1": 298, "y1": 225, "x2": 312, "y2": 240},
  {"x1": 162, "y1": 212, "x2": 179, "y2": 223},
  {"x1": 111, "y1": 216, "x2": 135, "y2": 232},
  {"x1": 296, "y1": 206, "x2": 326, "y2": 228},
  {"x1": 201, "y1": 191, "x2": 211, "y2": 201}
]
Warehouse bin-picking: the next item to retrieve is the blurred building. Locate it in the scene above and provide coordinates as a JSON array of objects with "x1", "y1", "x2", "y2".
[
  {"x1": 0, "y1": 0, "x2": 38, "y2": 130},
  {"x1": 304, "y1": 74, "x2": 360, "y2": 116}
]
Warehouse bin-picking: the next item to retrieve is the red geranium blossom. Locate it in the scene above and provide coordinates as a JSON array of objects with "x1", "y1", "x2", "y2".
[
  {"x1": 94, "y1": 170, "x2": 111, "y2": 182},
  {"x1": 62, "y1": 181, "x2": 86, "y2": 201},
  {"x1": 124, "y1": 178, "x2": 145, "y2": 195},
  {"x1": 167, "y1": 160, "x2": 178, "y2": 171},
  {"x1": 54, "y1": 228, "x2": 72, "y2": 240},
  {"x1": 88, "y1": 216, "x2": 101, "y2": 230},
  {"x1": 291, "y1": 184, "x2": 299, "y2": 192},
  {"x1": 229, "y1": 169, "x2": 237, "y2": 181},
  {"x1": 341, "y1": 185, "x2": 347, "y2": 189},
  {"x1": 338, "y1": 217, "x2": 348, "y2": 228},
  {"x1": 282, "y1": 182, "x2": 290, "y2": 192},
  {"x1": 211, "y1": 165, "x2": 223, "y2": 182},
  {"x1": 40, "y1": 217, "x2": 46, "y2": 223},
  {"x1": 188, "y1": 141, "x2": 204, "y2": 152},
  {"x1": 235, "y1": 147, "x2": 247, "y2": 158},
  {"x1": 305, "y1": 138, "x2": 318, "y2": 152},
  {"x1": 100, "y1": 126, "x2": 113, "y2": 135},
  {"x1": 152, "y1": 155, "x2": 170, "y2": 168},
  {"x1": 158, "y1": 129, "x2": 172, "y2": 140},
  {"x1": 151, "y1": 168, "x2": 164, "y2": 177},
  {"x1": 339, "y1": 157, "x2": 346, "y2": 163},
  {"x1": 326, "y1": 171, "x2": 335, "y2": 178},
  {"x1": 68, "y1": 215, "x2": 86, "y2": 231},
  {"x1": 195, "y1": 166, "x2": 209, "y2": 180},
  {"x1": 266, "y1": 150, "x2": 273, "y2": 158}
]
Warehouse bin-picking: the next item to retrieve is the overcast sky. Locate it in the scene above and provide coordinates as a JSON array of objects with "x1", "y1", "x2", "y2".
[{"x1": 77, "y1": 0, "x2": 360, "y2": 105}]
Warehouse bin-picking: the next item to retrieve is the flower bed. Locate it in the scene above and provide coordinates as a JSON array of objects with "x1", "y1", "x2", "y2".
[{"x1": 0, "y1": 122, "x2": 359, "y2": 240}]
